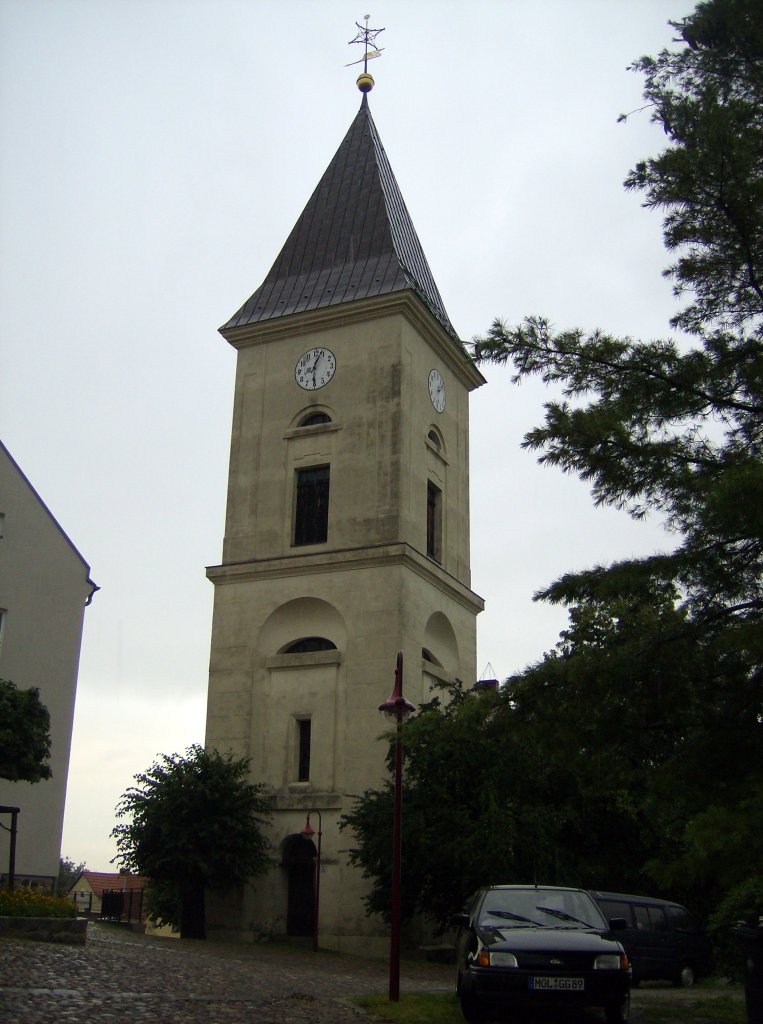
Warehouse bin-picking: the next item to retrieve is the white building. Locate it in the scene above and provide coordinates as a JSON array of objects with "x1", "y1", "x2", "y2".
[{"x1": 0, "y1": 441, "x2": 96, "y2": 890}]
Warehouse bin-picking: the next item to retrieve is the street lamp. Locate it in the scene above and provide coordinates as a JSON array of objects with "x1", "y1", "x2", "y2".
[
  {"x1": 301, "y1": 809, "x2": 322, "y2": 952},
  {"x1": 378, "y1": 651, "x2": 415, "y2": 1002}
]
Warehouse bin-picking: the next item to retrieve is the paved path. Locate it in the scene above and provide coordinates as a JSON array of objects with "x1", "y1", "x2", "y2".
[
  {"x1": 0, "y1": 921, "x2": 453, "y2": 1023},
  {"x1": 0, "y1": 923, "x2": 745, "y2": 1023}
]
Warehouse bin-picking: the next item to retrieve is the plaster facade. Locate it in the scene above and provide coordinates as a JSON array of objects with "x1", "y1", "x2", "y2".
[
  {"x1": 0, "y1": 441, "x2": 95, "y2": 889},
  {"x1": 204, "y1": 91, "x2": 485, "y2": 950},
  {"x1": 205, "y1": 293, "x2": 484, "y2": 951}
]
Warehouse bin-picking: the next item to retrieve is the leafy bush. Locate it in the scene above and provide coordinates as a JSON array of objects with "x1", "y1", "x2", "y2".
[
  {"x1": 0, "y1": 887, "x2": 77, "y2": 918},
  {"x1": 708, "y1": 876, "x2": 763, "y2": 980}
]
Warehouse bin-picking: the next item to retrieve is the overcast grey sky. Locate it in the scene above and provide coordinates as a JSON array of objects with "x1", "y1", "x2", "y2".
[{"x1": 1, "y1": 0, "x2": 688, "y2": 869}]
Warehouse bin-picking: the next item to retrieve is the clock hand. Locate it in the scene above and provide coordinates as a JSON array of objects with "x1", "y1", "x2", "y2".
[{"x1": 313, "y1": 352, "x2": 324, "y2": 385}]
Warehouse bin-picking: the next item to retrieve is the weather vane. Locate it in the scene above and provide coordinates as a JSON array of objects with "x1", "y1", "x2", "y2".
[{"x1": 347, "y1": 14, "x2": 385, "y2": 73}]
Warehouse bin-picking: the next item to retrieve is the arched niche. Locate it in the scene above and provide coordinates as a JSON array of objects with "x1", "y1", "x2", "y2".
[
  {"x1": 258, "y1": 597, "x2": 347, "y2": 656},
  {"x1": 423, "y1": 611, "x2": 459, "y2": 676}
]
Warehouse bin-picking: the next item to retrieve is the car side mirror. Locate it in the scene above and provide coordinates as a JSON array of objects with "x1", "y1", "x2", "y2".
[
  {"x1": 451, "y1": 912, "x2": 469, "y2": 929},
  {"x1": 608, "y1": 917, "x2": 628, "y2": 931}
]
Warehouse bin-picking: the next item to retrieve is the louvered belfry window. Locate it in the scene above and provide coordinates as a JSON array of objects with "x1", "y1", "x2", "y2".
[{"x1": 294, "y1": 465, "x2": 330, "y2": 546}]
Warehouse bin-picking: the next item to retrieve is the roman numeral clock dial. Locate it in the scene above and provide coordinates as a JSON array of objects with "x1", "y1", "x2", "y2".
[{"x1": 295, "y1": 348, "x2": 337, "y2": 390}]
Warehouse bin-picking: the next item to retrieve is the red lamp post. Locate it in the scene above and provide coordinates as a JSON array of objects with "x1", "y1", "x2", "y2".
[
  {"x1": 301, "y1": 809, "x2": 322, "y2": 952},
  {"x1": 378, "y1": 651, "x2": 415, "y2": 1002}
]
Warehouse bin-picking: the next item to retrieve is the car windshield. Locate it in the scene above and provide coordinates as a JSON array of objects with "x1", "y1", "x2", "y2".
[{"x1": 479, "y1": 888, "x2": 605, "y2": 930}]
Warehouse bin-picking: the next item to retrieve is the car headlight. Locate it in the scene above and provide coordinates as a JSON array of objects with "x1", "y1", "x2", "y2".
[
  {"x1": 594, "y1": 954, "x2": 629, "y2": 970},
  {"x1": 477, "y1": 950, "x2": 519, "y2": 968}
]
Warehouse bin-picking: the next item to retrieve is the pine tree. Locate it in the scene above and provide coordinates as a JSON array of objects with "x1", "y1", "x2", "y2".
[
  {"x1": 473, "y1": 0, "x2": 762, "y2": 645},
  {"x1": 471, "y1": 0, "x2": 762, "y2": 909}
]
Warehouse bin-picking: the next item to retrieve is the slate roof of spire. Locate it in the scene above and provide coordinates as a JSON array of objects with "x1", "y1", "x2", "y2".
[{"x1": 222, "y1": 95, "x2": 458, "y2": 341}]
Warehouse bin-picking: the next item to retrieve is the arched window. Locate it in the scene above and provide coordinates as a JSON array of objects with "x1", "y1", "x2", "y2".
[
  {"x1": 299, "y1": 412, "x2": 331, "y2": 427},
  {"x1": 283, "y1": 636, "x2": 337, "y2": 654},
  {"x1": 427, "y1": 429, "x2": 441, "y2": 449}
]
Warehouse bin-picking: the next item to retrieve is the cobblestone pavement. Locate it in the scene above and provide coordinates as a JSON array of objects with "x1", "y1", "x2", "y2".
[
  {"x1": 0, "y1": 922, "x2": 453, "y2": 1023},
  {"x1": 1, "y1": 924, "x2": 745, "y2": 1023}
]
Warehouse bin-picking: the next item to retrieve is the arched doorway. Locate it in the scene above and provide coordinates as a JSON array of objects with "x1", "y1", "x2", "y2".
[{"x1": 282, "y1": 834, "x2": 316, "y2": 937}]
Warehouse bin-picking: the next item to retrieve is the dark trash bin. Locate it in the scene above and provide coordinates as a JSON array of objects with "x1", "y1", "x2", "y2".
[{"x1": 732, "y1": 909, "x2": 762, "y2": 1024}]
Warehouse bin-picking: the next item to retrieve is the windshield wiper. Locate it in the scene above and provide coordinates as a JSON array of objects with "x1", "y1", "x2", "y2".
[
  {"x1": 536, "y1": 906, "x2": 595, "y2": 928},
  {"x1": 484, "y1": 909, "x2": 541, "y2": 925}
]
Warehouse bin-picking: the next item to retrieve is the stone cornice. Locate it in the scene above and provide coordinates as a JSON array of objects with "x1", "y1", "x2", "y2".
[
  {"x1": 272, "y1": 790, "x2": 344, "y2": 811},
  {"x1": 220, "y1": 291, "x2": 486, "y2": 393},
  {"x1": 207, "y1": 541, "x2": 485, "y2": 614}
]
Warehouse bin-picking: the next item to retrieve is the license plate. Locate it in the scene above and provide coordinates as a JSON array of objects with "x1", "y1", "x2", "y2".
[{"x1": 530, "y1": 977, "x2": 584, "y2": 991}]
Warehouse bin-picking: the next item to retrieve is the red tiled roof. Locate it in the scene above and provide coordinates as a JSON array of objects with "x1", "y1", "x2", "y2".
[{"x1": 75, "y1": 871, "x2": 147, "y2": 896}]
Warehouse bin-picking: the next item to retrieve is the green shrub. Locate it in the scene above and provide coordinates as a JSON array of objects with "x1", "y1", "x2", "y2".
[
  {"x1": 708, "y1": 876, "x2": 763, "y2": 980},
  {"x1": 0, "y1": 887, "x2": 77, "y2": 919}
]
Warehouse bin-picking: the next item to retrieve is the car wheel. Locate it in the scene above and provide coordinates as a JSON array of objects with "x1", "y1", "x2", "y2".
[
  {"x1": 604, "y1": 993, "x2": 630, "y2": 1024},
  {"x1": 673, "y1": 963, "x2": 695, "y2": 987},
  {"x1": 459, "y1": 988, "x2": 489, "y2": 1023}
]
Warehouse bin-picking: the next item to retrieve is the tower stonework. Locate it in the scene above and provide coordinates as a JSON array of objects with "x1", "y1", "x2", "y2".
[{"x1": 205, "y1": 90, "x2": 484, "y2": 953}]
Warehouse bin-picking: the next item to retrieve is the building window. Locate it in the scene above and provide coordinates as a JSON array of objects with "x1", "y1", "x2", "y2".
[
  {"x1": 426, "y1": 481, "x2": 442, "y2": 562},
  {"x1": 284, "y1": 637, "x2": 337, "y2": 654},
  {"x1": 299, "y1": 412, "x2": 331, "y2": 427},
  {"x1": 297, "y1": 719, "x2": 312, "y2": 781},
  {"x1": 294, "y1": 465, "x2": 330, "y2": 546},
  {"x1": 0, "y1": 609, "x2": 5, "y2": 664}
]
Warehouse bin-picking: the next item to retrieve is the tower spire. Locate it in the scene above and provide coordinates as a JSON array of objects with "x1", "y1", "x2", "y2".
[{"x1": 222, "y1": 89, "x2": 459, "y2": 341}]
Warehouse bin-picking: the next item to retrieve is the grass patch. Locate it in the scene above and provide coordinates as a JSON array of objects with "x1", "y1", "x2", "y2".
[
  {"x1": 355, "y1": 986, "x2": 748, "y2": 1024},
  {"x1": 636, "y1": 992, "x2": 746, "y2": 1024},
  {"x1": 356, "y1": 992, "x2": 463, "y2": 1023}
]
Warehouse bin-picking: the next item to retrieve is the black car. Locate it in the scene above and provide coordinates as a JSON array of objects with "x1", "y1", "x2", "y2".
[{"x1": 453, "y1": 885, "x2": 631, "y2": 1024}]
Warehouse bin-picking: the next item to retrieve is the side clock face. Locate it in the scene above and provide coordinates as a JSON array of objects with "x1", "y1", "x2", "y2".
[
  {"x1": 428, "y1": 368, "x2": 446, "y2": 413},
  {"x1": 295, "y1": 347, "x2": 336, "y2": 391}
]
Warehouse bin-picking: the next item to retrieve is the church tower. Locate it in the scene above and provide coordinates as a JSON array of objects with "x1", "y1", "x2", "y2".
[{"x1": 205, "y1": 71, "x2": 484, "y2": 952}]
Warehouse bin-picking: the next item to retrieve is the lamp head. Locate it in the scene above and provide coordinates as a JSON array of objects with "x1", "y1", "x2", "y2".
[{"x1": 378, "y1": 651, "x2": 415, "y2": 720}]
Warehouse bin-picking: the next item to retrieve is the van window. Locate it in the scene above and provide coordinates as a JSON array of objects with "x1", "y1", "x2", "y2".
[
  {"x1": 666, "y1": 905, "x2": 695, "y2": 931},
  {"x1": 648, "y1": 906, "x2": 668, "y2": 932},
  {"x1": 634, "y1": 906, "x2": 650, "y2": 930},
  {"x1": 598, "y1": 900, "x2": 631, "y2": 926}
]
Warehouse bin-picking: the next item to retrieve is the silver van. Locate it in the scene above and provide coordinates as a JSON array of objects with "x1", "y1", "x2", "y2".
[{"x1": 589, "y1": 891, "x2": 714, "y2": 987}]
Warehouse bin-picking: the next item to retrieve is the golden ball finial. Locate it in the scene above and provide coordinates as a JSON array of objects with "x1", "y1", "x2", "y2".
[{"x1": 356, "y1": 72, "x2": 375, "y2": 93}]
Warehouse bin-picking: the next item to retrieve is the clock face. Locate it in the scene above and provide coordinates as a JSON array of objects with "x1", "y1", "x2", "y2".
[
  {"x1": 428, "y1": 368, "x2": 446, "y2": 413},
  {"x1": 295, "y1": 347, "x2": 336, "y2": 391}
]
